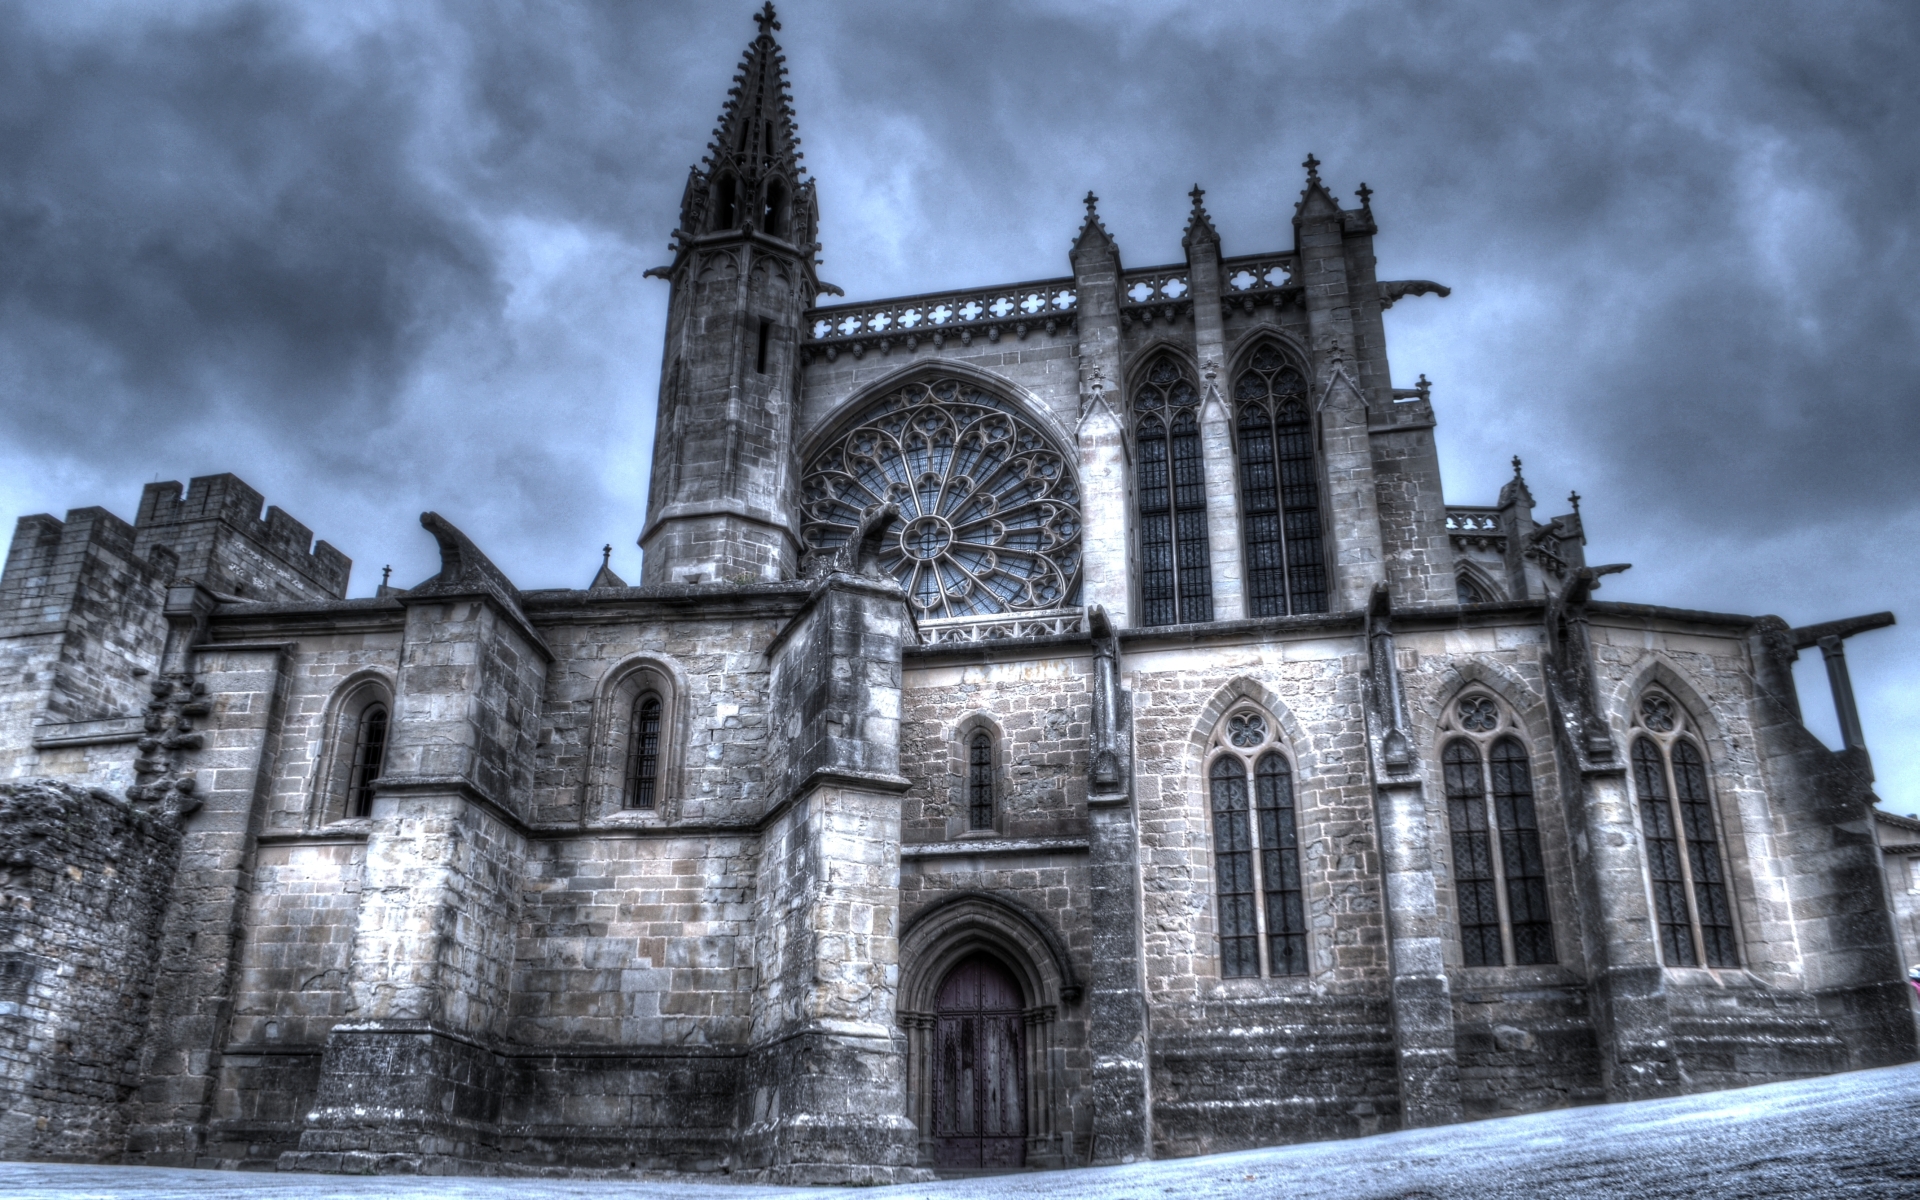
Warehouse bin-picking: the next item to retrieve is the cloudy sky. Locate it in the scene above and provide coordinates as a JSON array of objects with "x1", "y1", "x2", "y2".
[{"x1": 2, "y1": 0, "x2": 1916, "y2": 809}]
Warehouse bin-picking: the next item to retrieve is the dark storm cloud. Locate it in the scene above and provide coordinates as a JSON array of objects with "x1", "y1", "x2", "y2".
[{"x1": 1, "y1": 0, "x2": 1916, "y2": 802}]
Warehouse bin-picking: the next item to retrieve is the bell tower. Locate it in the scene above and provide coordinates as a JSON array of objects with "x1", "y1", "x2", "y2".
[{"x1": 639, "y1": 3, "x2": 821, "y2": 586}]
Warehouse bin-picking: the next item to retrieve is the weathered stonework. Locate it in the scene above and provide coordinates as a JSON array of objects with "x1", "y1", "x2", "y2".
[{"x1": 0, "y1": 6, "x2": 1912, "y2": 1181}]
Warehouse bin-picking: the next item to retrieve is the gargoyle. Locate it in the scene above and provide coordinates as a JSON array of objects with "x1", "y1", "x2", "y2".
[{"x1": 1379, "y1": 280, "x2": 1452, "y2": 309}]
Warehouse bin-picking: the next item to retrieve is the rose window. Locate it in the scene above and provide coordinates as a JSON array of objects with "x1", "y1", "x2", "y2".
[{"x1": 800, "y1": 379, "x2": 1082, "y2": 618}]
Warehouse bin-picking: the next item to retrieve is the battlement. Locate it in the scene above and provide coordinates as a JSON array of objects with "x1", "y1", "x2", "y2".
[
  {"x1": 0, "y1": 507, "x2": 174, "y2": 638},
  {"x1": 133, "y1": 474, "x2": 350, "y2": 601}
]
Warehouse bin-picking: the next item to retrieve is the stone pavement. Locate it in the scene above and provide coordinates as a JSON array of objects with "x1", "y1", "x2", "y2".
[{"x1": 11, "y1": 1061, "x2": 1919, "y2": 1199}]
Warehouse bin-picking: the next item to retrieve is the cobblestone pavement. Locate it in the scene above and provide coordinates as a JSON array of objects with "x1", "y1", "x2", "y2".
[{"x1": 11, "y1": 1061, "x2": 1919, "y2": 1200}]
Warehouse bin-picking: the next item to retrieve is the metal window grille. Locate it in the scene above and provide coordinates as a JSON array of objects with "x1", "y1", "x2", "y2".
[
  {"x1": 1234, "y1": 348, "x2": 1326, "y2": 616},
  {"x1": 1254, "y1": 753, "x2": 1306, "y2": 976},
  {"x1": 1444, "y1": 739, "x2": 1503, "y2": 966},
  {"x1": 346, "y1": 704, "x2": 387, "y2": 819},
  {"x1": 1490, "y1": 737, "x2": 1555, "y2": 965},
  {"x1": 1210, "y1": 757, "x2": 1260, "y2": 978},
  {"x1": 1633, "y1": 738, "x2": 1695, "y2": 966},
  {"x1": 626, "y1": 694, "x2": 662, "y2": 809},
  {"x1": 968, "y1": 732, "x2": 995, "y2": 830},
  {"x1": 1673, "y1": 741, "x2": 1738, "y2": 966}
]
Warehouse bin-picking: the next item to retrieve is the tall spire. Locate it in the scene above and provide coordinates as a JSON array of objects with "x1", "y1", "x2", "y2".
[{"x1": 676, "y1": 4, "x2": 816, "y2": 250}]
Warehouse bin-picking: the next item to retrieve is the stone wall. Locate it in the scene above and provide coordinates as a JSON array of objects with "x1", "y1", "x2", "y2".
[{"x1": 0, "y1": 780, "x2": 181, "y2": 1161}]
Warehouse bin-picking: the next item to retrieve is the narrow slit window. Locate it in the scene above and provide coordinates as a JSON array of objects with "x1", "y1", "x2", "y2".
[
  {"x1": 1210, "y1": 756, "x2": 1260, "y2": 978},
  {"x1": 1134, "y1": 354, "x2": 1210, "y2": 626},
  {"x1": 1254, "y1": 753, "x2": 1306, "y2": 976},
  {"x1": 1234, "y1": 346, "x2": 1326, "y2": 616},
  {"x1": 346, "y1": 703, "x2": 388, "y2": 819},
  {"x1": 626, "y1": 694, "x2": 663, "y2": 810},
  {"x1": 757, "y1": 319, "x2": 771, "y2": 374},
  {"x1": 968, "y1": 731, "x2": 995, "y2": 831}
]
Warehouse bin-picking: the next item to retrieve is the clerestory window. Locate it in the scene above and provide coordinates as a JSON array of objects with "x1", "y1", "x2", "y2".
[
  {"x1": 1134, "y1": 353, "x2": 1212, "y2": 626},
  {"x1": 1209, "y1": 708, "x2": 1307, "y2": 978},
  {"x1": 1439, "y1": 693, "x2": 1554, "y2": 966},
  {"x1": 1234, "y1": 345, "x2": 1327, "y2": 616},
  {"x1": 1629, "y1": 692, "x2": 1737, "y2": 967}
]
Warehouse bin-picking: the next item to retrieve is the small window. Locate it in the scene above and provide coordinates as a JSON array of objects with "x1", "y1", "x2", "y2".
[
  {"x1": 967, "y1": 732, "x2": 994, "y2": 830},
  {"x1": 1630, "y1": 691, "x2": 1737, "y2": 967},
  {"x1": 1457, "y1": 573, "x2": 1492, "y2": 605},
  {"x1": 1208, "y1": 707, "x2": 1307, "y2": 978},
  {"x1": 713, "y1": 175, "x2": 738, "y2": 231},
  {"x1": 1439, "y1": 694, "x2": 1555, "y2": 966},
  {"x1": 764, "y1": 178, "x2": 788, "y2": 238},
  {"x1": 625, "y1": 694, "x2": 663, "y2": 809},
  {"x1": 346, "y1": 704, "x2": 388, "y2": 819},
  {"x1": 757, "y1": 319, "x2": 772, "y2": 374}
]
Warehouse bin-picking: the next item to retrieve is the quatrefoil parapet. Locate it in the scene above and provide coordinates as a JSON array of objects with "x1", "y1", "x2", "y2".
[{"x1": 801, "y1": 379, "x2": 1083, "y2": 618}]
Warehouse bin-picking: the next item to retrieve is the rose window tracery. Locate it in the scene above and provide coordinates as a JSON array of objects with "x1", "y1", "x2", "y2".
[{"x1": 800, "y1": 379, "x2": 1082, "y2": 618}]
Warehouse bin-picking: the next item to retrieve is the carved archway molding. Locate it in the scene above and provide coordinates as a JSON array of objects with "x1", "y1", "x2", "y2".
[{"x1": 897, "y1": 892, "x2": 1077, "y2": 1169}]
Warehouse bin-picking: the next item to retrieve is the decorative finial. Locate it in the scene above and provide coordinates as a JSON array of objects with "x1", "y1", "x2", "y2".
[
  {"x1": 1568, "y1": 490, "x2": 1582, "y2": 517},
  {"x1": 1189, "y1": 183, "x2": 1205, "y2": 209},
  {"x1": 1303, "y1": 153, "x2": 1321, "y2": 184},
  {"x1": 1084, "y1": 190, "x2": 1099, "y2": 218},
  {"x1": 381, "y1": 564, "x2": 391, "y2": 587},
  {"x1": 1512, "y1": 454, "x2": 1524, "y2": 477},
  {"x1": 1356, "y1": 181, "x2": 1373, "y2": 208},
  {"x1": 602, "y1": 543, "x2": 613, "y2": 567},
  {"x1": 754, "y1": 1, "x2": 780, "y2": 35},
  {"x1": 1415, "y1": 372, "x2": 1430, "y2": 400}
]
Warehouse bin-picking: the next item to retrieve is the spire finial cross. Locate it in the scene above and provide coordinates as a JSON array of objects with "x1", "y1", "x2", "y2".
[
  {"x1": 1356, "y1": 181, "x2": 1373, "y2": 207},
  {"x1": 602, "y1": 544, "x2": 613, "y2": 568},
  {"x1": 754, "y1": 2, "x2": 780, "y2": 35},
  {"x1": 1084, "y1": 190, "x2": 1099, "y2": 217},
  {"x1": 1512, "y1": 454, "x2": 1525, "y2": 477},
  {"x1": 1303, "y1": 153, "x2": 1321, "y2": 183},
  {"x1": 381, "y1": 564, "x2": 391, "y2": 586},
  {"x1": 1189, "y1": 183, "x2": 1206, "y2": 208},
  {"x1": 1568, "y1": 490, "x2": 1582, "y2": 516}
]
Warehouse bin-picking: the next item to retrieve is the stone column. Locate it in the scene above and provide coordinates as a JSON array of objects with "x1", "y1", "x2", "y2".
[
  {"x1": 124, "y1": 628, "x2": 291, "y2": 1166},
  {"x1": 1071, "y1": 196, "x2": 1132, "y2": 626},
  {"x1": 1084, "y1": 610, "x2": 1151, "y2": 1162},
  {"x1": 283, "y1": 516, "x2": 548, "y2": 1174},
  {"x1": 1294, "y1": 163, "x2": 1386, "y2": 613},
  {"x1": 1184, "y1": 191, "x2": 1246, "y2": 622},
  {"x1": 742, "y1": 571, "x2": 927, "y2": 1185}
]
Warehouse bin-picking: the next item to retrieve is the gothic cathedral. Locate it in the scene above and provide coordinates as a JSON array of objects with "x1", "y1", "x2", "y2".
[{"x1": 1, "y1": 7, "x2": 1911, "y2": 1182}]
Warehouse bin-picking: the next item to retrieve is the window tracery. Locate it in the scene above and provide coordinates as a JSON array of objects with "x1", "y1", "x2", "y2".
[
  {"x1": 1207, "y1": 706, "x2": 1306, "y2": 978},
  {"x1": 1134, "y1": 353, "x2": 1212, "y2": 626},
  {"x1": 1233, "y1": 345, "x2": 1327, "y2": 616},
  {"x1": 1629, "y1": 691, "x2": 1737, "y2": 967},
  {"x1": 1437, "y1": 692, "x2": 1554, "y2": 966},
  {"x1": 800, "y1": 379, "x2": 1082, "y2": 618}
]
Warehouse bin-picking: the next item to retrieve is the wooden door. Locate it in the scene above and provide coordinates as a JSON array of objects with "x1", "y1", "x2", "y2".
[{"x1": 932, "y1": 954, "x2": 1026, "y2": 1169}]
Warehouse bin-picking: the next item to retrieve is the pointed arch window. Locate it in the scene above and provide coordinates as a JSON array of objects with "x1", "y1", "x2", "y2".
[
  {"x1": 346, "y1": 703, "x2": 388, "y2": 819},
  {"x1": 624, "y1": 693, "x2": 663, "y2": 809},
  {"x1": 1208, "y1": 708, "x2": 1307, "y2": 978},
  {"x1": 1135, "y1": 354, "x2": 1212, "y2": 626},
  {"x1": 712, "y1": 175, "x2": 739, "y2": 231},
  {"x1": 968, "y1": 731, "x2": 995, "y2": 830},
  {"x1": 1234, "y1": 346, "x2": 1327, "y2": 616},
  {"x1": 764, "y1": 177, "x2": 788, "y2": 238},
  {"x1": 1438, "y1": 694, "x2": 1555, "y2": 966},
  {"x1": 1630, "y1": 692, "x2": 1737, "y2": 967}
]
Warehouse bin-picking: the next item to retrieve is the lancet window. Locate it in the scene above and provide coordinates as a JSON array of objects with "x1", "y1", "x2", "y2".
[
  {"x1": 624, "y1": 692, "x2": 663, "y2": 810},
  {"x1": 799, "y1": 379, "x2": 1082, "y2": 619},
  {"x1": 1208, "y1": 707, "x2": 1307, "y2": 978},
  {"x1": 345, "y1": 703, "x2": 388, "y2": 819},
  {"x1": 1629, "y1": 691, "x2": 1737, "y2": 967},
  {"x1": 968, "y1": 731, "x2": 995, "y2": 830},
  {"x1": 1135, "y1": 353, "x2": 1213, "y2": 626},
  {"x1": 1438, "y1": 693, "x2": 1554, "y2": 966},
  {"x1": 1234, "y1": 345, "x2": 1328, "y2": 616}
]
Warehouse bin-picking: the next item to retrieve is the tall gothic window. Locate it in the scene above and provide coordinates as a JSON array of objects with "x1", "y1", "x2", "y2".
[
  {"x1": 1630, "y1": 692, "x2": 1737, "y2": 967},
  {"x1": 968, "y1": 731, "x2": 995, "y2": 830},
  {"x1": 1234, "y1": 345, "x2": 1327, "y2": 616},
  {"x1": 1208, "y1": 707, "x2": 1307, "y2": 978},
  {"x1": 1135, "y1": 354, "x2": 1212, "y2": 626},
  {"x1": 1439, "y1": 694, "x2": 1555, "y2": 966},
  {"x1": 346, "y1": 703, "x2": 388, "y2": 819},
  {"x1": 625, "y1": 694, "x2": 663, "y2": 809}
]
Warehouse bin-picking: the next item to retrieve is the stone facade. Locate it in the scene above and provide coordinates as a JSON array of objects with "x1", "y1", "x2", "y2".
[{"x1": 0, "y1": 6, "x2": 1913, "y2": 1180}]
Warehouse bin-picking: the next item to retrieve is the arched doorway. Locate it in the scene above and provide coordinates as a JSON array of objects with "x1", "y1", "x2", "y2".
[{"x1": 932, "y1": 954, "x2": 1027, "y2": 1168}]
